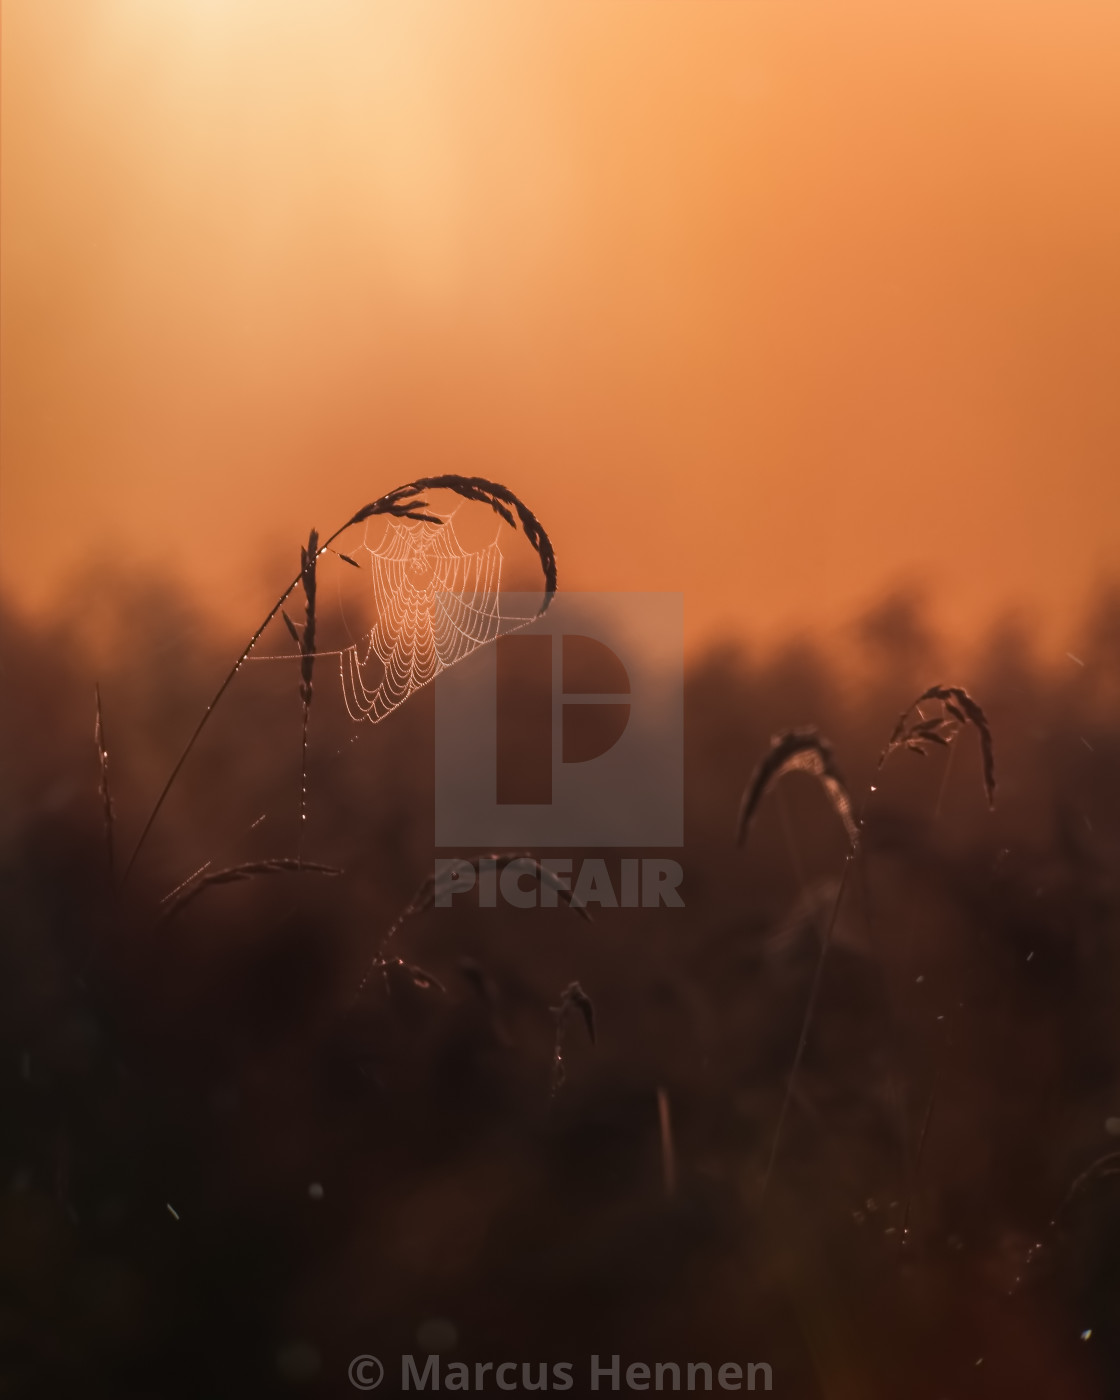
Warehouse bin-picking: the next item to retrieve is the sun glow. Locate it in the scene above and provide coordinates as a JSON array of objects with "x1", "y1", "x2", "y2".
[{"x1": 4, "y1": 1, "x2": 1119, "y2": 653}]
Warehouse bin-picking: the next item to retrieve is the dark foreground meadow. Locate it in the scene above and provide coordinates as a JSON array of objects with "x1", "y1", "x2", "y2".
[{"x1": 2, "y1": 574, "x2": 1119, "y2": 1399}]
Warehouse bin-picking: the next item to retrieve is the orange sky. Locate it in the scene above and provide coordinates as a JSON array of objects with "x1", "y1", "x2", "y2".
[{"x1": 2, "y1": 1, "x2": 1118, "y2": 657}]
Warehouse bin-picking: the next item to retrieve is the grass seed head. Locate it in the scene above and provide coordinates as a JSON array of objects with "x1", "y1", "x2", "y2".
[
  {"x1": 737, "y1": 726, "x2": 859, "y2": 852},
  {"x1": 881, "y1": 684, "x2": 996, "y2": 808}
]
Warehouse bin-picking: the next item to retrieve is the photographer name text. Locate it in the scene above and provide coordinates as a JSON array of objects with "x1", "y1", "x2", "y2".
[{"x1": 349, "y1": 1354, "x2": 771, "y2": 1392}]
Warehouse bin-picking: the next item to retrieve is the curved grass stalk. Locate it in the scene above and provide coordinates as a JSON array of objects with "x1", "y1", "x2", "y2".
[{"x1": 122, "y1": 476, "x2": 556, "y2": 886}]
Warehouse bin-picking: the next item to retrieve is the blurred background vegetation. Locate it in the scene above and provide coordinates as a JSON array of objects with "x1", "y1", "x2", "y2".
[{"x1": 2, "y1": 572, "x2": 1118, "y2": 1397}]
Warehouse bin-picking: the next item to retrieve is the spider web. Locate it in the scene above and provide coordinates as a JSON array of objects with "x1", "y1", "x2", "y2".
[{"x1": 339, "y1": 516, "x2": 516, "y2": 723}]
